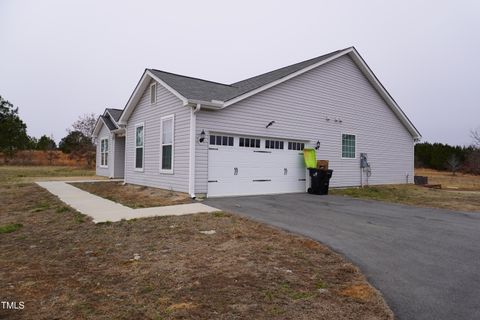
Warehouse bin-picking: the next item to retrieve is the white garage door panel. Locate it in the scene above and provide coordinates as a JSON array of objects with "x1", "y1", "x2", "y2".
[{"x1": 207, "y1": 139, "x2": 306, "y2": 197}]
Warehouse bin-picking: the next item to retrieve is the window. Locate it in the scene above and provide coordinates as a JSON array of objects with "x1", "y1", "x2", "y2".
[
  {"x1": 342, "y1": 134, "x2": 356, "y2": 158},
  {"x1": 265, "y1": 139, "x2": 284, "y2": 149},
  {"x1": 239, "y1": 137, "x2": 260, "y2": 148},
  {"x1": 210, "y1": 135, "x2": 234, "y2": 146},
  {"x1": 135, "y1": 124, "x2": 144, "y2": 170},
  {"x1": 288, "y1": 142, "x2": 305, "y2": 151},
  {"x1": 100, "y1": 138, "x2": 108, "y2": 167},
  {"x1": 160, "y1": 115, "x2": 174, "y2": 173},
  {"x1": 150, "y1": 83, "x2": 156, "y2": 104}
]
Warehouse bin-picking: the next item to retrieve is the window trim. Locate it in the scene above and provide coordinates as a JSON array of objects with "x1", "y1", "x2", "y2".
[
  {"x1": 287, "y1": 141, "x2": 305, "y2": 151},
  {"x1": 134, "y1": 122, "x2": 145, "y2": 172},
  {"x1": 239, "y1": 137, "x2": 261, "y2": 148},
  {"x1": 160, "y1": 114, "x2": 175, "y2": 174},
  {"x1": 209, "y1": 134, "x2": 234, "y2": 147},
  {"x1": 150, "y1": 83, "x2": 157, "y2": 104},
  {"x1": 341, "y1": 133, "x2": 357, "y2": 159},
  {"x1": 99, "y1": 137, "x2": 109, "y2": 168}
]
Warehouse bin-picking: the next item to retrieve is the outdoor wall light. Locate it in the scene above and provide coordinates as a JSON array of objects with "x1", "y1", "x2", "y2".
[
  {"x1": 315, "y1": 141, "x2": 321, "y2": 150},
  {"x1": 199, "y1": 130, "x2": 206, "y2": 143}
]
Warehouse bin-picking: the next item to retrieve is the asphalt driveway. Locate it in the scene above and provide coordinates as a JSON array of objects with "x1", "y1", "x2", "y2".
[{"x1": 205, "y1": 193, "x2": 480, "y2": 320}]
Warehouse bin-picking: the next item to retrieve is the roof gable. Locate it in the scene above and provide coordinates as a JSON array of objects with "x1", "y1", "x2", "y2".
[
  {"x1": 117, "y1": 47, "x2": 420, "y2": 139},
  {"x1": 106, "y1": 108, "x2": 122, "y2": 122}
]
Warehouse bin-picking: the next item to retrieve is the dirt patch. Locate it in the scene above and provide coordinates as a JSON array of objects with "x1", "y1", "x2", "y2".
[
  {"x1": 0, "y1": 182, "x2": 393, "y2": 320},
  {"x1": 340, "y1": 284, "x2": 375, "y2": 301},
  {"x1": 415, "y1": 168, "x2": 480, "y2": 191},
  {"x1": 70, "y1": 181, "x2": 193, "y2": 208}
]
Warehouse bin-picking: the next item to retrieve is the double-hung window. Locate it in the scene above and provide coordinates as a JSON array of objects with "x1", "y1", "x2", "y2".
[
  {"x1": 342, "y1": 134, "x2": 356, "y2": 158},
  {"x1": 160, "y1": 115, "x2": 174, "y2": 173},
  {"x1": 100, "y1": 138, "x2": 108, "y2": 167},
  {"x1": 135, "y1": 124, "x2": 144, "y2": 170}
]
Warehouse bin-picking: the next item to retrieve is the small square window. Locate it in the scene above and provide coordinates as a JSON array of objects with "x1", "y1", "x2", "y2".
[
  {"x1": 210, "y1": 135, "x2": 216, "y2": 145},
  {"x1": 228, "y1": 137, "x2": 234, "y2": 146},
  {"x1": 216, "y1": 136, "x2": 222, "y2": 145},
  {"x1": 240, "y1": 138, "x2": 244, "y2": 147},
  {"x1": 222, "y1": 136, "x2": 228, "y2": 145}
]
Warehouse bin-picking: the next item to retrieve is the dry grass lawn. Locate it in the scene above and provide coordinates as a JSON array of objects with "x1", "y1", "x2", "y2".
[
  {"x1": 0, "y1": 166, "x2": 393, "y2": 319},
  {"x1": 331, "y1": 169, "x2": 480, "y2": 212},
  {"x1": 70, "y1": 181, "x2": 193, "y2": 208},
  {"x1": 415, "y1": 168, "x2": 480, "y2": 191},
  {"x1": 0, "y1": 165, "x2": 96, "y2": 184}
]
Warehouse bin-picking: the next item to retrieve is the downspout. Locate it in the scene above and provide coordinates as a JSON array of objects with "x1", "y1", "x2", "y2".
[{"x1": 188, "y1": 103, "x2": 201, "y2": 198}]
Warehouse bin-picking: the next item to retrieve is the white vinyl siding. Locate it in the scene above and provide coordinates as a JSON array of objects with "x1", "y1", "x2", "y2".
[
  {"x1": 195, "y1": 55, "x2": 414, "y2": 193},
  {"x1": 95, "y1": 123, "x2": 111, "y2": 177},
  {"x1": 341, "y1": 134, "x2": 356, "y2": 159},
  {"x1": 125, "y1": 80, "x2": 190, "y2": 192},
  {"x1": 135, "y1": 124, "x2": 144, "y2": 171},
  {"x1": 160, "y1": 115, "x2": 174, "y2": 173},
  {"x1": 100, "y1": 138, "x2": 109, "y2": 167}
]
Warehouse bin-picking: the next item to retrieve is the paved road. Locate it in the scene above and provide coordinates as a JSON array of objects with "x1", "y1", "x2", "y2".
[{"x1": 205, "y1": 193, "x2": 480, "y2": 320}]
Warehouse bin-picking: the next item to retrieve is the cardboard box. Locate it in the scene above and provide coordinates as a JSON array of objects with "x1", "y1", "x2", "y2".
[{"x1": 316, "y1": 160, "x2": 329, "y2": 170}]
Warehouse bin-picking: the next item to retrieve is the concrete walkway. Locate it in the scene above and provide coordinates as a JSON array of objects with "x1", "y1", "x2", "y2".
[{"x1": 36, "y1": 181, "x2": 219, "y2": 223}]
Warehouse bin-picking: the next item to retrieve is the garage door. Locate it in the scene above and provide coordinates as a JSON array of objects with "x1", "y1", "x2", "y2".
[{"x1": 207, "y1": 134, "x2": 307, "y2": 197}]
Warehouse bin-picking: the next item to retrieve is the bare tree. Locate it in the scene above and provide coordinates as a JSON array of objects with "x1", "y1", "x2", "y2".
[
  {"x1": 472, "y1": 128, "x2": 480, "y2": 147},
  {"x1": 446, "y1": 154, "x2": 462, "y2": 176},
  {"x1": 70, "y1": 113, "x2": 97, "y2": 141}
]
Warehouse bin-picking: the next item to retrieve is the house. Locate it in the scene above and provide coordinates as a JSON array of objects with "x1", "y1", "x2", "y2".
[
  {"x1": 92, "y1": 47, "x2": 421, "y2": 198},
  {"x1": 92, "y1": 108, "x2": 125, "y2": 179}
]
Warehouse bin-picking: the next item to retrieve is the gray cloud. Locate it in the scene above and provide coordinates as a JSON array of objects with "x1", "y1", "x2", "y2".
[{"x1": 1, "y1": 0, "x2": 479, "y2": 145}]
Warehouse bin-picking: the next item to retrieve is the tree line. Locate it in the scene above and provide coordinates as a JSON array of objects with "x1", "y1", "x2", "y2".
[
  {"x1": 0, "y1": 95, "x2": 96, "y2": 167},
  {"x1": 415, "y1": 141, "x2": 480, "y2": 175}
]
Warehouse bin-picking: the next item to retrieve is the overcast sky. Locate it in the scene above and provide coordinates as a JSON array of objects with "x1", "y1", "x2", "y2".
[{"x1": 1, "y1": 0, "x2": 479, "y2": 146}]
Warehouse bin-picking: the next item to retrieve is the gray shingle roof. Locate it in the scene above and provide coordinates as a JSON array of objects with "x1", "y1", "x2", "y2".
[
  {"x1": 148, "y1": 48, "x2": 346, "y2": 103},
  {"x1": 148, "y1": 69, "x2": 237, "y2": 102},
  {"x1": 106, "y1": 108, "x2": 123, "y2": 122},
  {"x1": 101, "y1": 115, "x2": 117, "y2": 130}
]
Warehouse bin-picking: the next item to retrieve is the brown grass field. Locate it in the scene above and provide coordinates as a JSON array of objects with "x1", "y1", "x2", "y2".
[
  {"x1": 331, "y1": 169, "x2": 480, "y2": 212},
  {"x1": 0, "y1": 166, "x2": 393, "y2": 319}
]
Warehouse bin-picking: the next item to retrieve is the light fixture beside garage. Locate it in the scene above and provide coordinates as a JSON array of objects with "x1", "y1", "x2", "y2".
[
  {"x1": 315, "y1": 141, "x2": 320, "y2": 150},
  {"x1": 199, "y1": 130, "x2": 206, "y2": 143}
]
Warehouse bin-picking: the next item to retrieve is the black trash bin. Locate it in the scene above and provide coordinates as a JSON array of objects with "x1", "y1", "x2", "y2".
[{"x1": 308, "y1": 169, "x2": 333, "y2": 195}]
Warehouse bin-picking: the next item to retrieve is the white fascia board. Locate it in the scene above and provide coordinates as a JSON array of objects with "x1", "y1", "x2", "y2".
[
  {"x1": 222, "y1": 48, "x2": 352, "y2": 108},
  {"x1": 147, "y1": 70, "x2": 188, "y2": 105},
  {"x1": 347, "y1": 48, "x2": 421, "y2": 139},
  {"x1": 186, "y1": 99, "x2": 223, "y2": 109},
  {"x1": 93, "y1": 116, "x2": 112, "y2": 138},
  {"x1": 92, "y1": 117, "x2": 103, "y2": 138},
  {"x1": 118, "y1": 70, "x2": 188, "y2": 125}
]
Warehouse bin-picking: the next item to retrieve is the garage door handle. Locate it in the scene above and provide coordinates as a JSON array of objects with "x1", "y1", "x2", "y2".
[
  {"x1": 234, "y1": 167, "x2": 238, "y2": 175},
  {"x1": 253, "y1": 179, "x2": 271, "y2": 182},
  {"x1": 284, "y1": 168, "x2": 288, "y2": 175}
]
